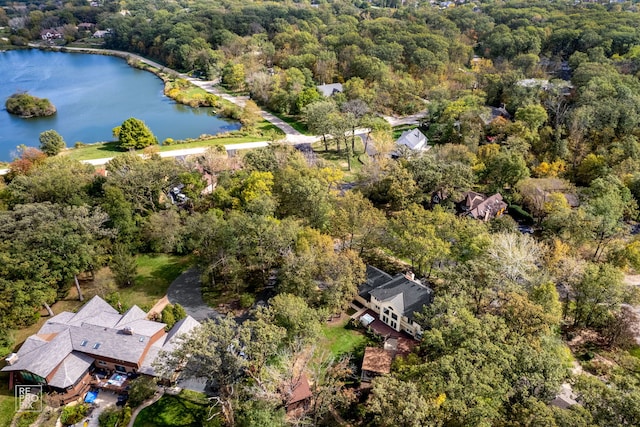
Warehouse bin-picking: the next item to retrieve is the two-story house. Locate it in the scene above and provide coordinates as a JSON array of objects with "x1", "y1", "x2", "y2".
[
  {"x1": 2, "y1": 296, "x2": 199, "y2": 401},
  {"x1": 356, "y1": 266, "x2": 434, "y2": 339}
]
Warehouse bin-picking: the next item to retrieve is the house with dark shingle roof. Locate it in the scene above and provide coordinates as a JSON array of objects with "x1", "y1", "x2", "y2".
[
  {"x1": 457, "y1": 191, "x2": 507, "y2": 221},
  {"x1": 356, "y1": 266, "x2": 433, "y2": 339},
  {"x1": 2, "y1": 296, "x2": 199, "y2": 400}
]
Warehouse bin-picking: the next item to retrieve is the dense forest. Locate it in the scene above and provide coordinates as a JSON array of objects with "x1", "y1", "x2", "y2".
[{"x1": 3, "y1": 0, "x2": 640, "y2": 425}]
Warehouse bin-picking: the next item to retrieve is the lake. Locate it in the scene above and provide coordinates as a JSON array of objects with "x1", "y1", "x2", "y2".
[{"x1": 0, "y1": 49, "x2": 240, "y2": 162}]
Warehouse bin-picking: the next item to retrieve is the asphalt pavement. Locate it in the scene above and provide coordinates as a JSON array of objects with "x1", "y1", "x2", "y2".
[{"x1": 166, "y1": 268, "x2": 219, "y2": 322}]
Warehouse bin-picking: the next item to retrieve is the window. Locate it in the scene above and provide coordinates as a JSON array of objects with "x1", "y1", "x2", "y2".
[
  {"x1": 383, "y1": 308, "x2": 390, "y2": 315},
  {"x1": 115, "y1": 365, "x2": 127, "y2": 373},
  {"x1": 97, "y1": 360, "x2": 107, "y2": 366},
  {"x1": 93, "y1": 343, "x2": 101, "y2": 349},
  {"x1": 382, "y1": 316, "x2": 389, "y2": 324},
  {"x1": 80, "y1": 340, "x2": 88, "y2": 347},
  {"x1": 391, "y1": 313, "x2": 398, "y2": 320},
  {"x1": 391, "y1": 321, "x2": 397, "y2": 329}
]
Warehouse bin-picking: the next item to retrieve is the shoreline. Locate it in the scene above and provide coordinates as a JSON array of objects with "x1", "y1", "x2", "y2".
[{"x1": 29, "y1": 44, "x2": 208, "y2": 106}]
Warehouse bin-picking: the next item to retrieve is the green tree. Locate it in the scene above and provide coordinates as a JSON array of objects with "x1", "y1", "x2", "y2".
[
  {"x1": 110, "y1": 244, "x2": 137, "y2": 287},
  {"x1": 222, "y1": 62, "x2": 246, "y2": 91},
  {"x1": 113, "y1": 117, "x2": 158, "y2": 150},
  {"x1": 155, "y1": 316, "x2": 246, "y2": 426},
  {"x1": 240, "y1": 100, "x2": 262, "y2": 130},
  {"x1": 303, "y1": 100, "x2": 337, "y2": 151},
  {"x1": 571, "y1": 262, "x2": 625, "y2": 329},
  {"x1": 38, "y1": 129, "x2": 66, "y2": 156},
  {"x1": 127, "y1": 376, "x2": 157, "y2": 407}
]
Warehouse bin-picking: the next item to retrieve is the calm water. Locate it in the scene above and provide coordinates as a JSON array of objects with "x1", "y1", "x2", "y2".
[{"x1": 0, "y1": 49, "x2": 240, "y2": 161}]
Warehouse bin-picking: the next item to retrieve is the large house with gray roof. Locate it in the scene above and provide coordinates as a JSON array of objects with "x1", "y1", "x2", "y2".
[
  {"x1": 2, "y1": 296, "x2": 199, "y2": 401},
  {"x1": 395, "y1": 128, "x2": 429, "y2": 152},
  {"x1": 356, "y1": 266, "x2": 434, "y2": 338}
]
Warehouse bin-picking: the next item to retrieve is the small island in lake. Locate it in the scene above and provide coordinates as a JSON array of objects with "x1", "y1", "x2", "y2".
[{"x1": 5, "y1": 92, "x2": 56, "y2": 118}]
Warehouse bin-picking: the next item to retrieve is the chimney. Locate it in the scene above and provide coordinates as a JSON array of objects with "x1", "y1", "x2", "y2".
[
  {"x1": 122, "y1": 326, "x2": 133, "y2": 335},
  {"x1": 5, "y1": 353, "x2": 19, "y2": 365}
]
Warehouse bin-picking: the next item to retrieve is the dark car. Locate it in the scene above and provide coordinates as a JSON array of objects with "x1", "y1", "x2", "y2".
[{"x1": 116, "y1": 394, "x2": 128, "y2": 407}]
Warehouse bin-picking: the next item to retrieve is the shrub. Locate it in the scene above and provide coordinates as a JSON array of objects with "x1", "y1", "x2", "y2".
[
  {"x1": 161, "y1": 305, "x2": 176, "y2": 330},
  {"x1": 60, "y1": 403, "x2": 88, "y2": 426},
  {"x1": 128, "y1": 376, "x2": 157, "y2": 408},
  {"x1": 172, "y1": 303, "x2": 187, "y2": 322},
  {"x1": 98, "y1": 407, "x2": 123, "y2": 427},
  {"x1": 239, "y1": 293, "x2": 256, "y2": 309}
]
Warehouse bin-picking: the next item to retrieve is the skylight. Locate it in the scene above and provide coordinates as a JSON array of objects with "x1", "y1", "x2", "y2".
[
  {"x1": 80, "y1": 340, "x2": 88, "y2": 347},
  {"x1": 93, "y1": 343, "x2": 101, "y2": 349},
  {"x1": 139, "y1": 337, "x2": 145, "y2": 342}
]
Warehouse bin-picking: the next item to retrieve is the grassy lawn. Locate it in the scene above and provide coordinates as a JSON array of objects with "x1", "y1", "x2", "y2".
[
  {"x1": 312, "y1": 136, "x2": 367, "y2": 181},
  {"x1": 270, "y1": 112, "x2": 310, "y2": 135},
  {"x1": 320, "y1": 318, "x2": 370, "y2": 358},
  {"x1": 102, "y1": 254, "x2": 192, "y2": 311},
  {"x1": 0, "y1": 383, "x2": 16, "y2": 427},
  {"x1": 134, "y1": 390, "x2": 221, "y2": 427},
  {"x1": 392, "y1": 124, "x2": 418, "y2": 140},
  {"x1": 629, "y1": 346, "x2": 640, "y2": 359},
  {"x1": 62, "y1": 134, "x2": 272, "y2": 162}
]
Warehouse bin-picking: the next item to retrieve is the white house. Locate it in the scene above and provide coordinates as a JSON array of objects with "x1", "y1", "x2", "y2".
[
  {"x1": 395, "y1": 128, "x2": 429, "y2": 152},
  {"x1": 316, "y1": 83, "x2": 343, "y2": 97},
  {"x1": 356, "y1": 266, "x2": 433, "y2": 338}
]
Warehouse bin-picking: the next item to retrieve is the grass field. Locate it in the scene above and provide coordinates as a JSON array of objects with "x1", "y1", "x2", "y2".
[
  {"x1": 62, "y1": 121, "x2": 282, "y2": 162},
  {"x1": 269, "y1": 111, "x2": 310, "y2": 135},
  {"x1": 134, "y1": 390, "x2": 221, "y2": 427},
  {"x1": 94, "y1": 254, "x2": 192, "y2": 311},
  {"x1": 0, "y1": 385, "x2": 16, "y2": 427},
  {"x1": 320, "y1": 318, "x2": 370, "y2": 357},
  {"x1": 312, "y1": 136, "x2": 367, "y2": 180}
]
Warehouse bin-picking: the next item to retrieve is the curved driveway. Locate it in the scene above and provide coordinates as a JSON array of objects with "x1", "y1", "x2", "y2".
[{"x1": 167, "y1": 268, "x2": 219, "y2": 322}]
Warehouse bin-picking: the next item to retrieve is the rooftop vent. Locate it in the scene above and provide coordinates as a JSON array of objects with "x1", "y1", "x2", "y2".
[
  {"x1": 122, "y1": 327, "x2": 133, "y2": 335},
  {"x1": 5, "y1": 353, "x2": 19, "y2": 366}
]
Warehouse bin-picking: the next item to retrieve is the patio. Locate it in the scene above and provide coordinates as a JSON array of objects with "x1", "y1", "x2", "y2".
[{"x1": 94, "y1": 373, "x2": 130, "y2": 393}]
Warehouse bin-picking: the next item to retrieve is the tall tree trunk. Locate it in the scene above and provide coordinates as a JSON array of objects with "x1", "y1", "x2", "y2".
[
  {"x1": 74, "y1": 274, "x2": 84, "y2": 302},
  {"x1": 43, "y1": 302, "x2": 54, "y2": 317},
  {"x1": 351, "y1": 127, "x2": 356, "y2": 151},
  {"x1": 323, "y1": 135, "x2": 328, "y2": 152}
]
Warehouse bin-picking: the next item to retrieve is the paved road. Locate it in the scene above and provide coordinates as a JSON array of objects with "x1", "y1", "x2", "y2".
[
  {"x1": 80, "y1": 141, "x2": 270, "y2": 166},
  {"x1": 167, "y1": 268, "x2": 219, "y2": 322}
]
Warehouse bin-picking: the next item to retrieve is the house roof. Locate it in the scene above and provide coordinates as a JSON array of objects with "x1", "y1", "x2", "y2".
[
  {"x1": 316, "y1": 83, "x2": 343, "y2": 97},
  {"x1": 396, "y1": 129, "x2": 428, "y2": 151},
  {"x1": 361, "y1": 347, "x2": 393, "y2": 374},
  {"x1": 468, "y1": 193, "x2": 507, "y2": 220},
  {"x1": 459, "y1": 191, "x2": 486, "y2": 211},
  {"x1": 368, "y1": 274, "x2": 434, "y2": 320},
  {"x1": 2, "y1": 329, "x2": 74, "y2": 379},
  {"x1": 287, "y1": 374, "x2": 312, "y2": 405},
  {"x1": 358, "y1": 265, "x2": 393, "y2": 301},
  {"x1": 139, "y1": 315, "x2": 201, "y2": 376},
  {"x1": 2, "y1": 296, "x2": 168, "y2": 384},
  {"x1": 48, "y1": 352, "x2": 94, "y2": 389}
]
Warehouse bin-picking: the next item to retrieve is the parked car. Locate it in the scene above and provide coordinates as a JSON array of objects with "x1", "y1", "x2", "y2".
[{"x1": 116, "y1": 394, "x2": 128, "y2": 407}]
